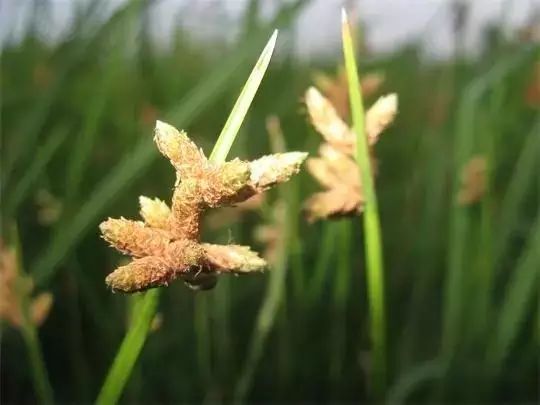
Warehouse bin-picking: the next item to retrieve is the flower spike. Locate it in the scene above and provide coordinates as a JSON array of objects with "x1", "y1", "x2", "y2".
[{"x1": 100, "y1": 120, "x2": 307, "y2": 293}]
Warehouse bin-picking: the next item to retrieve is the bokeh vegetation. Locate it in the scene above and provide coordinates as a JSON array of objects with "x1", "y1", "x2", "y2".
[{"x1": 1, "y1": 0, "x2": 539, "y2": 403}]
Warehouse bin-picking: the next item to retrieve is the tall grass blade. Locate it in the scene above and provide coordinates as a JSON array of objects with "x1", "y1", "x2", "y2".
[
  {"x1": 341, "y1": 9, "x2": 387, "y2": 397},
  {"x1": 489, "y1": 216, "x2": 540, "y2": 373},
  {"x1": 330, "y1": 220, "x2": 352, "y2": 384},
  {"x1": 442, "y1": 48, "x2": 537, "y2": 363},
  {"x1": 307, "y1": 222, "x2": 338, "y2": 303},
  {"x1": 387, "y1": 359, "x2": 444, "y2": 404},
  {"x1": 494, "y1": 119, "x2": 540, "y2": 265}
]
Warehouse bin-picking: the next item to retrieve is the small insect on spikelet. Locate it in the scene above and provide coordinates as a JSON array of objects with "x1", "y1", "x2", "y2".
[
  {"x1": 303, "y1": 86, "x2": 398, "y2": 222},
  {"x1": 0, "y1": 241, "x2": 53, "y2": 329},
  {"x1": 99, "y1": 120, "x2": 307, "y2": 293}
]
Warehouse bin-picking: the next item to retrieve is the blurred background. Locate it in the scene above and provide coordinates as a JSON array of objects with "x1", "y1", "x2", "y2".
[{"x1": 1, "y1": 0, "x2": 539, "y2": 403}]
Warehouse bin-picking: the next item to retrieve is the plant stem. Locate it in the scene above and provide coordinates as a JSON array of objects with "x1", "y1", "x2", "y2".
[
  {"x1": 19, "y1": 296, "x2": 55, "y2": 405},
  {"x1": 341, "y1": 9, "x2": 387, "y2": 398},
  {"x1": 96, "y1": 289, "x2": 160, "y2": 405}
]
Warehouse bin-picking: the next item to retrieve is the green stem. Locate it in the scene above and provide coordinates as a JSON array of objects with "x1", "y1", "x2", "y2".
[
  {"x1": 330, "y1": 220, "x2": 352, "y2": 386},
  {"x1": 341, "y1": 9, "x2": 387, "y2": 397},
  {"x1": 19, "y1": 299, "x2": 55, "y2": 405},
  {"x1": 96, "y1": 289, "x2": 160, "y2": 405}
]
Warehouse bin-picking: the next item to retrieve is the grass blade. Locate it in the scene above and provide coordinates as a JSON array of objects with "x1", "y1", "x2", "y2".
[
  {"x1": 442, "y1": 48, "x2": 537, "y2": 363},
  {"x1": 494, "y1": 119, "x2": 540, "y2": 265},
  {"x1": 342, "y1": 9, "x2": 387, "y2": 397},
  {"x1": 209, "y1": 30, "x2": 278, "y2": 163},
  {"x1": 489, "y1": 216, "x2": 540, "y2": 374}
]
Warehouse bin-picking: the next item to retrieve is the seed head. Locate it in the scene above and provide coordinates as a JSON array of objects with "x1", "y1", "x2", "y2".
[{"x1": 100, "y1": 120, "x2": 307, "y2": 293}]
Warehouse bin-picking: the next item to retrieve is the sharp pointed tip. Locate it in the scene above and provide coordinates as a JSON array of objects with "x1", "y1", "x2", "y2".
[
  {"x1": 267, "y1": 29, "x2": 278, "y2": 50},
  {"x1": 341, "y1": 8, "x2": 348, "y2": 24},
  {"x1": 155, "y1": 120, "x2": 168, "y2": 132}
]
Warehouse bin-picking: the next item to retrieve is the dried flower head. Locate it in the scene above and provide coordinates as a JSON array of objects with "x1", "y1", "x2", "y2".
[
  {"x1": 457, "y1": 155, "x2": 487, "y2": 206},
  {"x1": 303, "y1": 86, "x2": 398, "y2": 222},
  {"x1": 312, "y1": 66, "x2": 385, "y2": 119},
  {"x1": 100, "y1": 120, "x2": 307, "y2": 293},
  {"x1": 0, "y1": 242, "x2": 53, "y2": 329}
]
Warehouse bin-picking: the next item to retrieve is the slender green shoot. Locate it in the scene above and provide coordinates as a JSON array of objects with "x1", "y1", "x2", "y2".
[
  {"x1": 95, "y1": 289, "x2": 160, "y2": 405},
  {"x1": 95, "y1": 30, "x2": 279, "y2": 405},
  {"x1": 210, "y1": 29, "x2": 278, "y2": 163},
  {"x1": 330, "y1": 219, "x2": 352, "y2": 385},
  {"x1": 489, "y1": 216, "x2": 540, "y2": 374},
  {"x1": 341, "y1": 8, "x2": 387, "y2": 397}
]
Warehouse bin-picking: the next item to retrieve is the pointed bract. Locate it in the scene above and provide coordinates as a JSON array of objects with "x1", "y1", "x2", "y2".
[
  {"x1": 154, "y1": 120, "x2": 207, "y2": 177},
  {"x1": 139, "y1": 196, "x2": 171, "y2": 229}
]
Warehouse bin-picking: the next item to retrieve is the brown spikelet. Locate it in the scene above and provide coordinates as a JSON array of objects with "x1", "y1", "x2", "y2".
[
  {"x1": 100, "y1": 218, "x2": 171, "y2": 257},
  {"x1": 366, "y1": 94, "x2": 398, "y2": 145},
  {"x1": 154, "y1": 120, "x2": 207, "y2": 178},
  {"x1": 202, "y1": 244, "x2": 266, "y2": 273},
  {"x1": 99, "y1": 120, "x2": 307, "y2": 293},
  {"x1": 105, "y1": 256, "x2": 174, "y2": 293},
  {"x1": 305, "y1": 87, "x2": 354, "y2": 154}
]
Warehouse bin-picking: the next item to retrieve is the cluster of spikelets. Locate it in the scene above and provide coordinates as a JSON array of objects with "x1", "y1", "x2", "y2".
[
  {"x1": 303, "y1": 84, "x2": 398, "y2": 222},
  {"x1": 99, "y1": 121, "x2": 307, "y2": 293},
  {"x1": 0, "y1": 242, "x2": 53, "y2": 329}
]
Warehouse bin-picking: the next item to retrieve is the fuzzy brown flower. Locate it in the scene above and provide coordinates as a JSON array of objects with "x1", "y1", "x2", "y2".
[
  {"x1": 100, "y1": 120, "x2": 307, "y2": 293},
  {"x1": 303, "y1": 86, "x2": 398, "y2": 222}
]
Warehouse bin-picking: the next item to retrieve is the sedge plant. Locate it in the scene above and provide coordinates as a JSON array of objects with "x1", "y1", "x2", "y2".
[{"x1": 96, "y1": 30, "x2": 308, "y2": 404}]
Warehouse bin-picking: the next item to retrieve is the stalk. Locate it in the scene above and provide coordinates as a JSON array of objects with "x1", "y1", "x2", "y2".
[{"x1": 341, "y1": 9, "x2": 387, "y2": 397}]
